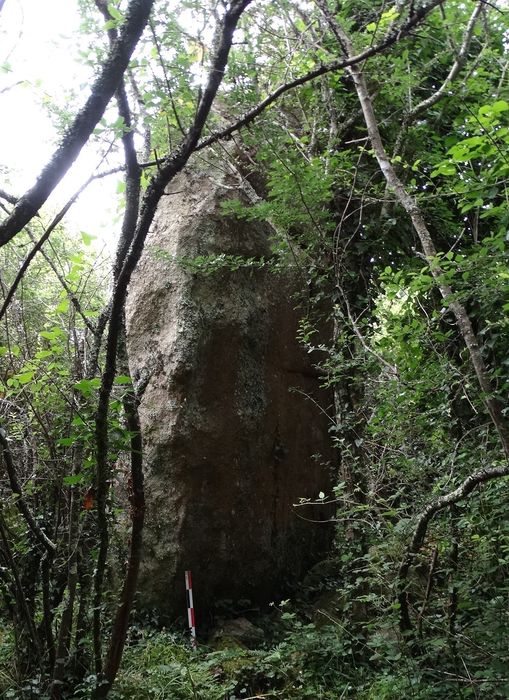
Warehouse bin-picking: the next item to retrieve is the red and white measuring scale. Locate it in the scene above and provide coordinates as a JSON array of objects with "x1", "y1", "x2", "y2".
[{"x1": 185, "y1": 570, "x2": 197, "y2": 648}]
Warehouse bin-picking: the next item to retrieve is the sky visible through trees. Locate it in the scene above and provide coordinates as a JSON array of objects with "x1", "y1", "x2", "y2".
[{"x1": 1, "y1": 1, "x2": 123, "y2": 248}]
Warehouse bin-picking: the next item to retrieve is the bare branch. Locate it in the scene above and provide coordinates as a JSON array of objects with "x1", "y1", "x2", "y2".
[
  {"x1": 98, "y1": 329, "x2": 144, "y2": 695},
  {"x1": 0, "y1": 426, "x2": 56, "y2": 553},
  {"x1": 397, "y1": 462, "x2": 509, "y2": 630},
  {"x1": 0, "y1": 177, "x2": 96, "y2": 324},
  {"x1": 0, "y1": 188, "x2": 18, "y2": 205},
  {"x1": 92, "y1": 0, "x2": 143, "y2": 678},
  {"x1": 391, "y1": 1, "x2": 483, "y2": 160},
  {"x1": 148, "y1": 17, "x2": 186, "y2": 137},
  {"x1": 410, "y1": 1, "x2": 483, "y2": 119}
]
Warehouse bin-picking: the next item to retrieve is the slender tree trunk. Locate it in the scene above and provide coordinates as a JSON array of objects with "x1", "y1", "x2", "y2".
[
  {"x1": 91, "y1": 1, "x2": 143, "y2": 674},
  {"x1": 91, "y1": 3, "x2": 254, "y2": 694},
  {"x1": 51, "y1": 446, "x2": 82, "y2": 699},
  {"x1": 91, "y1": 331, "x2": 144, "y2": 700},
  {"x1": 0, "y1": 514, "x2": 42, "y2": 664}
]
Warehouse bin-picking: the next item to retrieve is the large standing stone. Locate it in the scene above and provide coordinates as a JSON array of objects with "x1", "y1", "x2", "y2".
[{"x1": 125, "y1": 170, "x2": 335, "y2": 623}]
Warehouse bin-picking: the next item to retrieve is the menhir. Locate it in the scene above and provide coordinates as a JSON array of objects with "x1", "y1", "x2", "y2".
[{"x1": 125, "y1": 170, "x2": 335, "y2": 623}]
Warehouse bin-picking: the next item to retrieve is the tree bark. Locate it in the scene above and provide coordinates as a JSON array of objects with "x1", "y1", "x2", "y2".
[{"x1": 92, "y1": 334, "x2": 144, "y2": 699}]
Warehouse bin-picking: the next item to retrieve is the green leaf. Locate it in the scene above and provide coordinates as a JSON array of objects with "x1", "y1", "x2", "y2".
[
  {"x1": 74, "y1": 378, "x2": 101, "y2": 395},
  {"x1": 81, "y1": 231, "x2": 95, "y2": 246},
  {"x1": 107, "y1": 4, "x2": 123, "y2": 20},
  {"x1": 69, "y1": 254, "x2": 84, "y2": 264},
  {"x1": 56, "y1": 298, "x2": 70, "y2": 314},
  {"x1": 35, "y1": 350, "x2": 53, "y2": 359},
  {"x1": 492, "y1": 100, "x2": 509, "y2": 114},
  {"x1": 16, "y1": 371, "x2": 34, "y2": 385},
  {"x1": 57, "y1": 437, "x2": 76, "y2": 447},
  {"x1": 430, "y1": 163, "x2": 456, "y2": 177},
  {"x1": 40, "y1": 327, "x2": 65, "y2": 340},
  {"x1": 114, "y1": 375, "x2": 132, "y2": 385},
  {"x1": 62, "y1": 473, "x2": 86, "y2": 486}
]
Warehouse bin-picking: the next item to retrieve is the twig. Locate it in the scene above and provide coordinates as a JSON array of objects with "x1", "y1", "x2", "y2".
[
  {"x1": 0, "y1": 173, "x2": 104, "y2": 324},
  {"x1": 0, "y1": 426, "x2": 56, "y2": 553},
  {"x1": 417, "y1": 546, "x2": 438, "y2": 638}
]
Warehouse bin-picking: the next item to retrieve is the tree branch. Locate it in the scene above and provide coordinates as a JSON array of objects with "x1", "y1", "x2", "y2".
[
  {"x1": 0, "y1": 0, "x2": 155, "y2": 246},
  {"x1": 0, "y1": 426, "x2": 56, "y2": 553},
  {"x1": 92, "y1": 0, "x2": 143, "y2": 678},
  {"x1": 0, "y1": 512, "x2": 42, "y2": 660},
  {"x1": 41, "y1": 0, "x2": 444, "y2": 192},
  {"x1": 195, "y1": 0, "x2": 444, "y2": 152},
  {"x1": 397, "y1": 462, "x2": 509, "y2": 630},
  {"x1": 0, "y1": 188, "x2": 18, "y2": 206},
  {"x1": 95, "y1": 328, "x2": 144, "y2": 698},
  {"x1": 28, "y1": 229, "x2": 96, "y2": 333},
  {"x1": 0, "y1": 179, "x2": 95, "y2": 324},
  {"x1": 391, "y1": 1, "x2": 483, "y2": 159}
]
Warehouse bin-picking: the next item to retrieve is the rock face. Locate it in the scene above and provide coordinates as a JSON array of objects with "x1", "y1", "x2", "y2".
[{"x1": 126, "y1": 170, "x2": 335, "y2": 623}]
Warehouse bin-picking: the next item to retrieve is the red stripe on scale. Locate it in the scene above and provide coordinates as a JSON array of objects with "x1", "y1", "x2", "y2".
[{"x1": 185, "y1": 570, "x2": 197, "y2": 647}]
